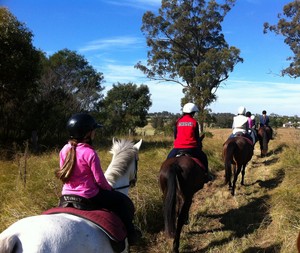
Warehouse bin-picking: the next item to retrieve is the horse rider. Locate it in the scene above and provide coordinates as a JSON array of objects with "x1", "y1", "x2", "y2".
[
  {"x1": 259, "y1": 110, "x2": 273, "y2": 139},
  {"x1": 229, "y1": 106, "x2": 253, "y2": 144},
  {"x1": 56, "y1": 113, "x2": 141, "y2": 245},
  {"x1": 167, "y1": 102, "x2": 212, "y2": 182},
  {"x1": 246, "y1": 111, "x2": 257, "y2": 144}
]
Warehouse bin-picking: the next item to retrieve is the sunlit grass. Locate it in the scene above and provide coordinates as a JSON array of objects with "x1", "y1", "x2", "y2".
[{"x1": 0, "y1": 128, "x2": 299, "y2": 253}]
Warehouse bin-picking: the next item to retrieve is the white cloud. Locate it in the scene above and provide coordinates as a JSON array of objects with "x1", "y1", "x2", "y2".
[
  {"x1": 97, "y1": 62, "x2": 300, "y2": 116},
  {"x1": 79, "y1": 36, "x2": 144, "y2": 53},
  {"x1": 211, "y1": 80, "x2": 300, "y2": 116},
  {"x1": 104, "y1": 0, "x2": 161, "y2": 9}
]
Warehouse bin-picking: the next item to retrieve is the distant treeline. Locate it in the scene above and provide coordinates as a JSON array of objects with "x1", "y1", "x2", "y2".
[{"x1": 148, "y1": 111, "x2": 300, "y2": 130}]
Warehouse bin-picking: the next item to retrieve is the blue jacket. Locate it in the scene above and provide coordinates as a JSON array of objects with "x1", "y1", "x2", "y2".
[{"x1": 259, "y1": 115, "x2": 269, "y2": 127}]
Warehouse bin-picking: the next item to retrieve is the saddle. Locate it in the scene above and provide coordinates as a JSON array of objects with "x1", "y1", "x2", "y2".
[
  {"x1": 175, "y1": 150, "x2": 205, "y2": 171},
  {"x1": 43, "y1": 195, "x2": 127, "y2": 252},
  {"x1": 59, "y1": 195, "x2": 96, "y2": 210},
  {"x1": 232, "y1": 132, "x2": 253, "y2": 146}
]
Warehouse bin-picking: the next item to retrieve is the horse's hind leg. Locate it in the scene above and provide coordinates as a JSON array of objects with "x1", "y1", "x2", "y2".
[
  {"x1": 231, "y1": 165, "x2": 241, "y2": 196},
  {"x1": 172, "y1": 198, "x2": 192, "y2": 253},
  {"x1": 226, "y1": 164, "x2": 233, "y2": 190},
  {"x1": 241, "y1": 164, "x2": 246, "y2": 185}
]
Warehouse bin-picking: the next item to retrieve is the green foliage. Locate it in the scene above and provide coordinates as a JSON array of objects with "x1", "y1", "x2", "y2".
[
  {"x1": 34, "y1": 49, "x2": 105, "y2": 145},
  {"x1": 101, "y1": 83, "x2": 152, "y2": 135},
  {"x1": 135, "y1": 0, "x2": 243, "y2": 130},
  {"x1": 264, "y1": 0, "x2": 300, "y2": 78},
  {"x1": 0, "y1": 9, "x2": 106, "y2": 147},
  {"x1": 0, "y1": 8, "x2": 43, "y2": 143},
  {"x1": 44, "y1": 49, "x2": 105, "y2": 112},
  {"x1": 211, "y1": 112, "x2": 234, "y2": 128},
  {"x1": 150, "y1": 111, "x2": 179, "y2": 132}
]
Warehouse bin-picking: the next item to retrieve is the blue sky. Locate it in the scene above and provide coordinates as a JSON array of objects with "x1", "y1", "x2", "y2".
[{"x1": 2, "y1": 0, "x2": 300, "y2": 116}]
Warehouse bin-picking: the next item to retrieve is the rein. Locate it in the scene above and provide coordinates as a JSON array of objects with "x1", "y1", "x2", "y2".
[{"x1": 113, "y1": 184, "x2": 131, "y2": 190}]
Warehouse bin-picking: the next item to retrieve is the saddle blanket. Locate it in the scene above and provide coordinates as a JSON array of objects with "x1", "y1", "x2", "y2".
[
  {"x1": 191, "y1": 157, "x2": 205, "y2": 171},
  {"x1": 43, "y1": 207, "x2": 127, "y2": 242},
  {"x1": 242, "y1": 136, "x2": 253, "y2": 146}
]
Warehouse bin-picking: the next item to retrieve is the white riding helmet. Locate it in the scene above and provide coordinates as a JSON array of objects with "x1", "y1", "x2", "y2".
[
  {"x1": 237, "y1": 106, "x2": 246, "y2": 115},
  {"x1": 182, "y1": 103, "x2": 199, "y2": 113}
]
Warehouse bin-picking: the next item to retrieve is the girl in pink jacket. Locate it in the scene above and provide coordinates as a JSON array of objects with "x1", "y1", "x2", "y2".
[{"x1": 56, "y1": 113, "x2": 140, "y2": 245}]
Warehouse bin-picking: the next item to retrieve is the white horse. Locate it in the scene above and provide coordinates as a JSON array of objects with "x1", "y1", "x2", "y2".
[{"x1": 0, "y1": 138, "x2": 142, "y2": 253}]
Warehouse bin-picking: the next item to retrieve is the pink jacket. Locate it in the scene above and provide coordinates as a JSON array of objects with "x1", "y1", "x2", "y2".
[{"x1": 60, "y1": 143, "x2": 112, "y2": 198}]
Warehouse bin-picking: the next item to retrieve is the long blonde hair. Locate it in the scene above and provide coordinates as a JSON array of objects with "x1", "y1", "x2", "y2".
[{"x1": 55, "y1": 140, "x2": 77, "y2": 182}]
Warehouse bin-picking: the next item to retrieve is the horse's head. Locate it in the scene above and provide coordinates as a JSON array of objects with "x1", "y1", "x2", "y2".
[
  {"x1": 105, "y1": 139, "x2": 142, "y2": 195},
  {"x1": 128, "y1": 139, "x2": 142, "y2": 187}
]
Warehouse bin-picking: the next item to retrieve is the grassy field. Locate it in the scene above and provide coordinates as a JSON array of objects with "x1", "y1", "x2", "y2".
[{"x1": 0, "y1": 128, "x2": 299, "y2": 253}]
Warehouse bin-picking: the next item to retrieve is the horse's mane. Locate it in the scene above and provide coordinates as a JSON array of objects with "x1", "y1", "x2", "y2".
[{"x1": 105, "y1": 139, "x2": 137, "y2": 184}]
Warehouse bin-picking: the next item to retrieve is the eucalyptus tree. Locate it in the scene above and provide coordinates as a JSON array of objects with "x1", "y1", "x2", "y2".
[
  {"x1": 101, "y1": 82, "x2": 152, "y2": 135},
  {"x1": 37, "y1": 49, "x2": 105, "y2": 145},
  {"x1": 0, "y1": 8, "x2": 42, "y2": 143},
  {"x1": 264, "y1": 0, "x2": 300, "y2": 78},
  {"x1": 135, "y1": 0, "x2": 243, "y2": 130}
]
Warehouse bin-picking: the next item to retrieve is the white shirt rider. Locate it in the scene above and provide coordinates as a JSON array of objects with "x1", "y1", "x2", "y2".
[{"x1": 232, "y1": 106, "x2": 249, "y2": 135}]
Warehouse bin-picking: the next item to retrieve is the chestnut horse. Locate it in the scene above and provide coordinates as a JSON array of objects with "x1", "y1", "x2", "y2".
[
  {"x1": 257, "y1": 126, "x2": 272, "y2": 157},
  {"x1": 159, "y1": 156, "x2": 208, "y2": 253},
  {"x1": 223, "y1": 137, "x2": 254, "y2": 196}
]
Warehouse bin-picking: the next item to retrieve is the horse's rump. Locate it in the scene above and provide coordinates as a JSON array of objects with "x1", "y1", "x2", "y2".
[
  {"x1": 159, "y1": 156, "x2": 206, "y2": 234},
  {"x1": 43, "y1": 207, "x2": 126, "y2": 242},
  {"x1": 175, "y1": 151, "x2": 206, "y2": 172},
  {"x1": 223, "y1": 137, "x2": 254, "y2": 195},
  {"x1": 159, "y1": 156, "x2": 207, "y2": 252},
  {"x1": 258, "y1": 126, "x2": 271, "y2": 156},
  {"x1": 161, "y1": 156, "x2": 206, "y2": 192}
]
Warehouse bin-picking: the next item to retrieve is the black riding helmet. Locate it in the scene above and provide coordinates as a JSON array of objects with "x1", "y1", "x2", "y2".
[{"x1": 67, "y1": 113, "x2": 102, "y2": 140}]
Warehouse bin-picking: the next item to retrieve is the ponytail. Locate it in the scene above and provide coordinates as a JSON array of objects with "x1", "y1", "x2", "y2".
[{"x1": 55, "y1": 140, "x2": 77, "y2": 182}]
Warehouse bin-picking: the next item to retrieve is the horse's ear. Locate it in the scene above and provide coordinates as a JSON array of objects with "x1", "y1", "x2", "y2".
[
  {"x1": 134, "y1": 139, "x2": 142, "y2": 150},
  {"x1": 112, "y1": 137, "x2": 115, "y2": 144}
]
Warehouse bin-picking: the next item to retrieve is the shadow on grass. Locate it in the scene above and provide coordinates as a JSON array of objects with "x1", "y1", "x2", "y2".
[
  {"x1": 263, "y1": 157, "x2": 279, "y2": 166},
  {"x1": 242, "y1": 243, "x2": 282, "y2": 253},
  {"x1": 137, "y1": 198, "x2": 164, "y2": 233},
  {"x1": 270, "y1": 143, "x2": 288, "y2": 156},
  {"x1": 255, "y1": 143, "x2": 287, "y2": 159},
  {"x1": 187, "y1": 195, "x2": 271, "y2": 252},
  {"x1": 255, "y1": 168, "x2": 285, "y2": 190}
]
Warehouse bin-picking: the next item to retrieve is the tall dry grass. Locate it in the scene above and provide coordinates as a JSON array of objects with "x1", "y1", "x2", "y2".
[{"x1": 0, "y1": 128, "x2": 299, "y2": 253}]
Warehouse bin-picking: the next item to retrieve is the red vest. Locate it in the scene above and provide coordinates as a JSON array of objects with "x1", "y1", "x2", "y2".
[{"x1": 174, "y1": 114, "x2": 198, "y2": 148}]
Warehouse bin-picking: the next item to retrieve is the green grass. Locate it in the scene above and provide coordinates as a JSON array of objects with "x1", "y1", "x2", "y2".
[{"x1": 0, "y1": 128, "x2": 299, "y2": 253}]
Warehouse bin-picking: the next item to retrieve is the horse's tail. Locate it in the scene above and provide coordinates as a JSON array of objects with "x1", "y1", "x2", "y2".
[
  {"x1": 164, "y1": 163, "x2": 180, "y2": 238},
  {"x1": 262, "y1": 128, "x2": 268, "y2": 150},
  {"x1": 0, "y1": 234, "x2": 19, "y2": 253},
  {"x1": 224, "y1": 141, "x2": 236, "y2": 184}
]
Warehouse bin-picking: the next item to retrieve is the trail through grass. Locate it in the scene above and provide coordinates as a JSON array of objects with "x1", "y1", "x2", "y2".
[{"x1": 0, "y1": 128, "x2": 299, "y2": 253}]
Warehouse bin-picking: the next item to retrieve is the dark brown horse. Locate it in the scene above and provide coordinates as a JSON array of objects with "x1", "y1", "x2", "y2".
[
  {"x1": 159, "y1": 156, "x2": 208, "y2": 253},
  {"x1": 297, "y1": 231, "x2": 300, "y2": 253},
  {"x1": 223, "y1": 137, "x2": 254, "y2": 196},
  {"x1": 257, "y1": 126, "x2": 272, "y2": 157}
]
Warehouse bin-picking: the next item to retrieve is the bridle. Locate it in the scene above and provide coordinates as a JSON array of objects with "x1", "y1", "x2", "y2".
[{"x1": 113, "y1": 154, "x2": 139, "y2": 190}]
